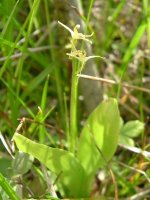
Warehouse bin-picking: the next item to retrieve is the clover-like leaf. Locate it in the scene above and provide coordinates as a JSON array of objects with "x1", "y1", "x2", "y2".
[
  {"x1": 119, "y1": 120, "x2": 144, "y2": 147},
  {"x1": 119, "y1": 134, "x2": 134, "y2": 147},
  {"x1": 120, "y1": 120, "x2": 144, "y2": 138}
]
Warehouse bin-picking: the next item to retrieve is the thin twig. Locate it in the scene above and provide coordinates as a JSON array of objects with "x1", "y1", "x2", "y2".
[
  {"x1": 129, "y1": 187, "x2": 150, "y2": 200},
  {"x1": 116, "y1": 161, "x2": 150, "y2": 184},
  {"x1": 77, "y1": 74, "x2": 150, "y2": 94},
  {"x1": 119, "y1": 144, "x2": 150, "y2": 159},
  {"x1": 0, "y1": 46, "x2": 55, "y2": 62}
]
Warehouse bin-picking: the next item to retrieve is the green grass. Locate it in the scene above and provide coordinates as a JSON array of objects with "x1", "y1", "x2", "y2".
[
  {"x1": 0, "y1": 0, "x2": 149, "y2": 199},
  {"x1": 0, "y1": 172, "x2": 20, "y2": 200}
]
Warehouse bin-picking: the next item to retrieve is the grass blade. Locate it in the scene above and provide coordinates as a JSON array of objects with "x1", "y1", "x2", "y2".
[
  {"x1": 117, "y1": 21, "x2": 146, "y2": 98},
  {"x1": 0, "y1": 173, "x2": 20, "y2": 200}
]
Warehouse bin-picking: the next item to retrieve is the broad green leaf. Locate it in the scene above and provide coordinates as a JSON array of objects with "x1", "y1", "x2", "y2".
[
  {"x1": 120, "y1": 120, "x2": 144, "y2": 138},
  {"x1": 13, "y1": 133, "x2": 87, "y2": 198},
  {"x1": 78, "y1": 98, "x2": 120, "y2": 179}
]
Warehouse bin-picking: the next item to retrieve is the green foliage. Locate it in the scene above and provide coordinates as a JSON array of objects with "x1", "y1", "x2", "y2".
[
  {"x1": 13, "y1": 98, "x2": 120, "y2": 198},
  {"x1": 13, "y1": 133, "x2": 88, "y2": 198}
]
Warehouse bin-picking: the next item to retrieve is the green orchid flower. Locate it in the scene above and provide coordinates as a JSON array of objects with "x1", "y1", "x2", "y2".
[
  {"x1": 58, "y1": 21, "x2": 93, "y2": 44},
  {"x1": 67, "y1": 49, "x2": 101, "y2": 66}
]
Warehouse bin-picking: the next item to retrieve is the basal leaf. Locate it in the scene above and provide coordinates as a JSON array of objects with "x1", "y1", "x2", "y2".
[
  {"x1": 77, "y1": 98, "x2": 120, "y2": 179},
  {"x1": 13, "y1": 133, "x2": 87, "y2": 198}
]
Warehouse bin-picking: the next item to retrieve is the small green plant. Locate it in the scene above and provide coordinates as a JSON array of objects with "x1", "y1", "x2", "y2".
[
  {"x1": 12, "y1": 22, "x2": 121, "y2": 198},
  {"x1": 57, "y1": 21, "x2": 102, "y2": 153}
]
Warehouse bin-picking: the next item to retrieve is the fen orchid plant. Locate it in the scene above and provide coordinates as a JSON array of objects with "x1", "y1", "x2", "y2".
[{"x1": 13, "y1": 22, "x2": 120, "y2": 198}]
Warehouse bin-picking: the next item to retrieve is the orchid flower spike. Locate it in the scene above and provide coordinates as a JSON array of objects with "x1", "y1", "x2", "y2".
[{"x1": 58, "y1": 21, "x2": 93, "y2": 44}]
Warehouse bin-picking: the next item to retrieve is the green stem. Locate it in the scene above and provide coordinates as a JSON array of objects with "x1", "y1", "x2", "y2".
[{"x1": 69, "y1": 59, "x2": 79, "y2": 153}]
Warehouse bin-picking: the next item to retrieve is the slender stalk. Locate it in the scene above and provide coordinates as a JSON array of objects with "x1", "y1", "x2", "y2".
[
  {"x1": 64, "y1": 93, "x2": 70, "y2": 147},
  {"x1": 69, "y1": 59, "x2": 79, "y2": 153}
]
